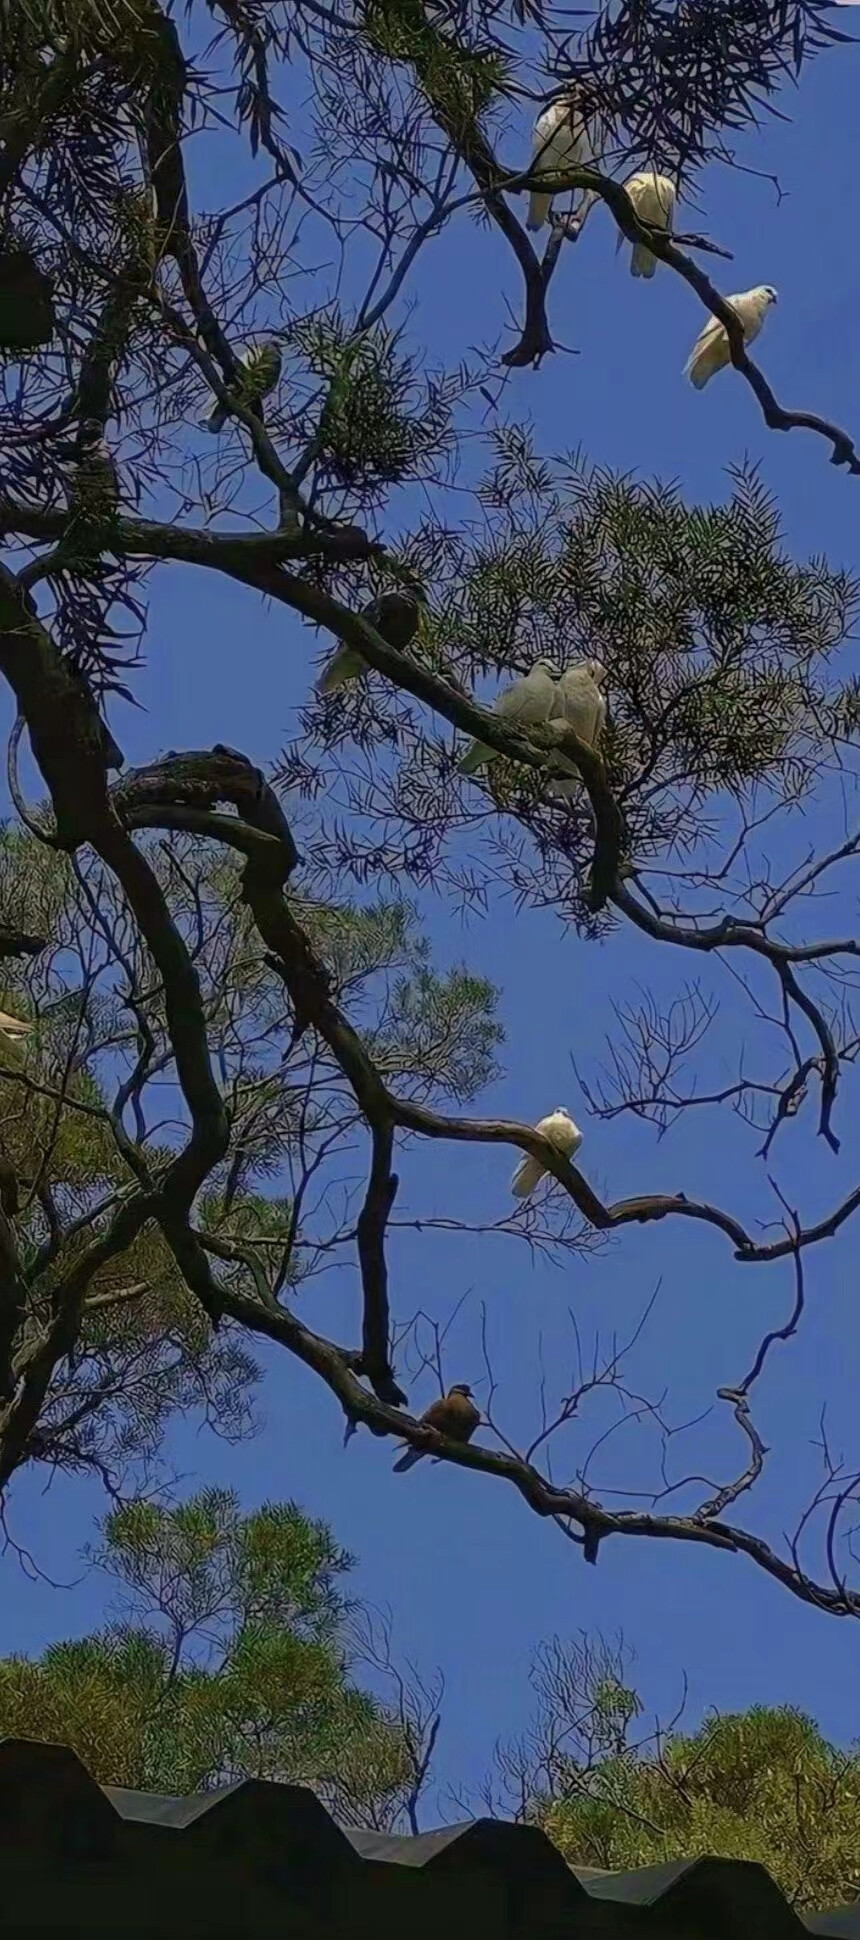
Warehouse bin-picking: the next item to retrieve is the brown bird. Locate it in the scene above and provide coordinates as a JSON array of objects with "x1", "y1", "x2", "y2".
[
  {"x1": 392, "y1": 1383, "x2": 480, "y2": 1474},
  {"x1": 316, "y1": 590, "x2": 422, "y2": 695}
]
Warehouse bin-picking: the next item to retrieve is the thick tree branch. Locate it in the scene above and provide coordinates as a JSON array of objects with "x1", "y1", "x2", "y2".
[
  {"x1": 112, "y1": 746, "x2": 860, "y2": 1279},
  {"x1": 0, "y1": 499, "x2": 381, "y2": 572},
  {"x1": 159, "y1": 1243, "x2": 860, "y2": 1621}
]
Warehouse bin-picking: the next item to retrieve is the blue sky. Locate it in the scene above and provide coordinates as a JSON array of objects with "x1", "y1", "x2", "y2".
[{"x1": 4, "y1": 23, "x2": 860, "y2": 1820}]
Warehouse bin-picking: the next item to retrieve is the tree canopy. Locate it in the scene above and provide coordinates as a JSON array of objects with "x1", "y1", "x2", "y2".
[
  {"x1": 489, "y1": 1632, "x2": 860, "y2": 1914},
  {"x1": 1, "y1": 0, "x2": 860, "y2": 1631},
  {"x1": 0, "y1": 1486, "x2": 436, "y2": 1827}
]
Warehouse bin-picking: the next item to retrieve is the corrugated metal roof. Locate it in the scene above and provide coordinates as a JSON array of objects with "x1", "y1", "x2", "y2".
[
  {"x1": 573, "y1": 1857, "x2": 697, "y2": 1903},
  {"x1": 0, "y1": 1736, "x2": 858, "y2": 1936},
  {"x1": 103, "y1": 1781, "x2": 243, "y2": 1828},
  {"x1": 346, "y1": 1816, "x2": 587, "y2": 1886}
]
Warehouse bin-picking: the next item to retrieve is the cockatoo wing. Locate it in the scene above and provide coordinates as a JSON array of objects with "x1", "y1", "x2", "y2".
[
  {"x1": 734, "y1": 288, "x2": 771, "y2": 343},
  {"x1": 511, "y1": 1153, "x2": 548, "y2": 1198},
  {"x1": 684, "y1": 311, "x2": 730, "y2": 389},
  {"x1": 627, "y1": 173, "x2": 675, "y2": 278},
  {"x1": 552, "y1": 668, "x2": 605, "y2": 746},
  {"x1": 546, "y1": 667, "x2": 605, "y2": 795},
  {"x1": 458, "y1": 664, "x2": 557, "y2": 775},
  {"x1": 547, "y1": 686, "x2": 607, "y2": 799},
  {"x1": 527, "y1": 96, "x2": 588, "y2": 232},
  {"x1": 202, "y1": 342, "x2": 253, "y2": 433},
  {"x1": 317, "y1": 646, "x2": 367, "y2": 694},
  {"x1": 685, "y1": 289, "x2": 775, "y2": 390}
]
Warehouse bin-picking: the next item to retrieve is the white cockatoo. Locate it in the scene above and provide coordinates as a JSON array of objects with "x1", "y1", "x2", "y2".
[
  {"x1": 546, "y1": 659, "x2": 607, "y2": 800},
  {"x1": 0, "y1": 1010, "x2": 32, "y2": 1042},
  {"x1": 511, "y1": 1107, "x2": 583, "y2": 1199},
  {"x1": 526, "y1": 91, "x2": 597, "y2": 234},
  {"x1": 201, "y1": 336, "x2": 282, "y2": 432},
  {"x1": 619, "y1": 171, "x2": 676, "y2": 278},
  {"x1": 317, "y1": 592, "x2": 422, "y2": 695},
  {"x1": 684, "y1": 286, "x2": 777, "y2": 391},
  {"x1": 457, "y1": 659, "x2": 558, "y2": 776}
]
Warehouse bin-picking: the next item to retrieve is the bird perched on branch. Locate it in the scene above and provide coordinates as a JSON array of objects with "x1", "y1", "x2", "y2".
[
  {"x1": 526, "y1": 91, "x2": 597, "y2": 234},
  {"x1": 201, "y1": 336, "x2": 282, "y2": 433},
  {"x1": 684, "y1": 286, "x2": 777, "y2": 390},
  {"x1": 392, "y1": 1383, "x2": 480, "y2": 1474},
  {"x1": 619, "y1": 171, "x2": 676, "y2": 278},
  {"x1": 511, "y1": 1107, "x2": 583, "y2": 1199},
  {"x1": 546, "y1": 659, "x2": 607, "y2": 801},
  {"x1": 316, "y1": 590, "x2": 422, "y2": 695},
  {"x1": 457, "y1": 659, "x2": 558, "y2": 776}
]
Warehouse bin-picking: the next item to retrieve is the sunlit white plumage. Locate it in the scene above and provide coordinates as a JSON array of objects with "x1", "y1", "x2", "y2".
[
  {"x1": 546, "y1": 659, "x2": 607, "y2": 801},
  {"x1": 526, "y1": 92, "x2": 596, "y2": 234},
  {"x1": 684, "y1": 286, "x2": 777, "y2": 391},
  {"x1": 511, "y1": 1107, "x2": 583, "y2": 1199},
  {"x1": 457, "y1": 659, "x2": 558, "y2": 776},
  {"x1": 620, "y1": 171, "x2": 676, "y2": 278}
]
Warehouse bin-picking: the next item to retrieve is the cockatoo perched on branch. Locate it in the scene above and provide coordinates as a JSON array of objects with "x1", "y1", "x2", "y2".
[
  {"x1": 526, "y1": 91, "x2": 597, "y2": 234},
  {"x1": 457, "y1": 659, "x2": 558, "y2": 776},
  {"x1": 546, "y1": 659, "x2": 607, "y2": 801},
  {"x1": 201, "y1": 336, "x2": 282, "y2": 433},
  {"x1": 316, "y1": 591, "x2": 422, "y2": 695},
  {"x1": 619, "y1": 171, "x2": 676, "y2": 278},
  {"x1": 684, "y1": 286, "x2": 777, "y2": 390},
  {"x1": 511, "y1": 1107, "x2": 583, "y2": 1199}
]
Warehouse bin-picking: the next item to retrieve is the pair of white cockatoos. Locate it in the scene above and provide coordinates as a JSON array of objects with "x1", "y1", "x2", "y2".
[
  {"x1": 525, "y1": 92, "x2": 677, "y2": 280},
  {"x1": 511, "y1": 1106, "x2": 583, "y2": 1198},
  {"x1": 524, "y1": 97, "x2": 778, "y2": 387},
  {"x1": 456, "y1": 657, "x2": 606, "y2": 789}
]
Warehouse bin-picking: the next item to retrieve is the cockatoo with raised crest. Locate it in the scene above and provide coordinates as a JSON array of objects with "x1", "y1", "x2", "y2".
[
  {"x1": 511, "y1": 1107, "x2": 583, "y2": 1199},
  {"x1": 684, "y1": 287, "x2": 777, "y2": 390},
  {"x1": 457, "y1": 659, "x2": 558, "y2": 776}
]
